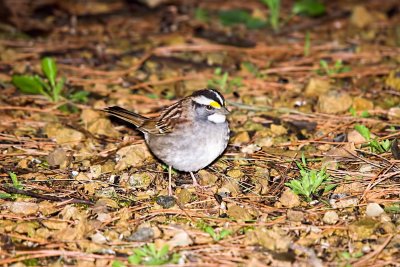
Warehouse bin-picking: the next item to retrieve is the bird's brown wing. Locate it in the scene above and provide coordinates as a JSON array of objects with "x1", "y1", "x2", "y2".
[
  {"x1": 103, "y1": 106, "x2": 157, "y2": 133},
  {"x1": 145, "y1": 100, "x2": 184, "y2": 134},
  {"x1": 105, "y1": 100, "x2": 186, "y2": 135}
]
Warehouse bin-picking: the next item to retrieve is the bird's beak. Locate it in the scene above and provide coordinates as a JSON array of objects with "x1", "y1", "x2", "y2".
[{"x1": 218, "y1": 106, "x2": 230, "y2": 115}]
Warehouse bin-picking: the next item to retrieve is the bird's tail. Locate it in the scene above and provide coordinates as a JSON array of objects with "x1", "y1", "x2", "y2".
[{"x1": 103, "y1": 106, "x2": 148, "y2": 128}]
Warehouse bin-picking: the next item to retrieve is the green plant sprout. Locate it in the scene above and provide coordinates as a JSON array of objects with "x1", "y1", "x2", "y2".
[
  {"x1": 196, "y1": 220, "x2": 232, "y2": 241},
  {"x1": 204, "y1": 225, "x2": 232, "y2": 241},
  {"x1": 208, "y1": 67, "x2": 242, "y2": 93},
  {"x1": 127, "y1": 244, "x2": 180, "y2": 266},
  {"x1": 292, "y1": 0, "x2": 326, "y2": 17},
  {"x1": 285, "y1": 154, "x2": 335, "y2": 202},
  {"x1": 261, "y1": 0, "x2": 281, "y2": 31},
  {"x1": 318, "y1": 59, "x2": 350, "y2": 76},
  {"x1": 0, "y1": 172, "x2": 23, "y2": 199},
  {"x1": 12, "y1": 57, "x2": 65, "y2": 102},
  {"x1": 354, "y1": 124, "x2": 391, "y2": 153},
  {"x1": 349, "y1": 107, "x2": 370, "y2": 118},
  {"x1": 9, "y1": 171, "x2": 23, "y2": 190}
]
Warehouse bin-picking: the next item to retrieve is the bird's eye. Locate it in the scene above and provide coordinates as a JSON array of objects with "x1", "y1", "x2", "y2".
[{"x1": 206, "y1": 105, "x2": 213, "y2": 110}]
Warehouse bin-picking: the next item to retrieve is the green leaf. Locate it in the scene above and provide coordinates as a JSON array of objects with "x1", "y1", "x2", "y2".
[
  {"x1": 111, "y1": 260, "x2": 126, "y2": 267},
  {"x1": 384, "y1": 203, "x2": 400, "y2": 213},
  {"x1": 9, "y1": 171, "x2": 23, "y2": 190},
  {"x1": 148, "y1": 243, "x2": 157, "y2": 256},
  {"x1": 219, "y1": 229, "x2": 232, "y2": 239},
  {"x1": 69, "y1": 90, "x2": 89, "y2": 103},
  {"x1": 219, "y1": 9, "x2": 250, "y2": 26},
  {"x1": 53, "y1": 77, "x2": 65, "y2": 102},
  {"x1": 157, "y1": 244, "x2": 169, "y2": 258},
  {"x1": 301, "y1": 153, "x2": 307, "y2": 166},
  {"x1": 293, "y1": 0, "x2": 326, "y2": 17},
  {"x1": 319, "y1": 60, "x2": 330, "y2": 74},
  {"x1": 128, "y1": 254, "x2": 142, "y2": 265},
  {"x1": 220, "y1": 72, "x2": 228, "y2": 91},
  {"x1": 245, "y1": 17, "x2": 267, "y2": 29},
  {"x1": 12, "y1": 75, "x2": 44, "y2": 94},
  {"x1": 354, "y1": 124, "x2": 371, "y2": 140},
  {"x1": 133, "y1": 248, "x2": 147, "y2": 257},
  {"x1": 0, "y1": 193, "x2": 13, "y2": 199},
  {"x1": 204, "y1": 226, "x2": 217, "y2": 240},
  {"x1": 261, "y1": 0, "x2": 280, "y2": 30},
  {"x1": 324, "y1": 184, "x2": 336, "y2": 193},
  {"x1": 381, "y1": 140, "x2": 391, "y2": 151},
  {"x1": 360, "y1": 110, "x2": 370, "y2": 118},
  {"x1": 41, "y1": 57, "x2": 57, "y2": 87},
  {"x1": 33, "y1": 75, "x2": 51, "y2": 93}
]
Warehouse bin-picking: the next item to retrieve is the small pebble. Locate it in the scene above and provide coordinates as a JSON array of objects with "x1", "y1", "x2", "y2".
[
  {"x1": 156, "y1": 195, "x2": 176, "y2": 208},
  {"x1": 323, "y1": 211, "x2": 339, "y2": 225},
  {"x1": 127, "y1": 227, "x2": 154, "y2": 242},
  {"x1": 366, "y1": 203, "x2": 384, "y2": 217},
  {"x1": 287, "y1": 210, "x2": 304, "y2": 222}
]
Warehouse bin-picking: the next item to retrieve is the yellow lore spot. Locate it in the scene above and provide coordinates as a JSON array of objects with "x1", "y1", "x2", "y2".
[{"x1": 210, "y1": 101, "x2": 221, "y2": 109}]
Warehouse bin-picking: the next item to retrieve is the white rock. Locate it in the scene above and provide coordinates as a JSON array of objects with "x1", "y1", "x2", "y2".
[
  {"x1": 167, "y1": 230, "x2": 193, "y2": 248},
  {"x1": 91, "y1": 232, "x2": 107, "y2": 244},
  {"x1": 366, "y1": 203, "x2": 384, "y2": 217}
]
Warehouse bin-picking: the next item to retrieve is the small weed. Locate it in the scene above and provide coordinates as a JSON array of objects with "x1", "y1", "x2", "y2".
[
  {"x1": 127, "y1": 244, "x2": 180, "y2": 266},
  {"x1": 318, "y1": 59, "x2": 351, "y2": 76},
  {"x1": 349, "y1": 107, "x2": 370, "y2": 118},
  {"x1": 293, "y1": 0, "x2": 326, "y2": 17},
  {"x1": 204, "y1": 225, "x2": 232, "y2": 241},
  {"x1": 196, "y1": 220, "x2": 232, "y2": 241},
  {"x1": 208, "y1": 67, "x2": 242, "y2": 93},
  {"x1": 12, "y1": 57, "x2": 66, "y2": 102},
  {"x1": 339, "y1": 250, "x2": 364, "y2": 265},
  {"x1": 111, "y1": 260, "x2": 125, "y2": 267},
  {"x1": 69, "y1": 90, "x2": 90, "y2": 103},
  {"x1": 261, "y1": 0, "x2": 281, "y2": 31},
  {"x1": 9, "y1": 171, "x2": 23, "y2": 190},
  {"x1": 285, "y1": 154, "x2": 335, "y2": 202},
  {"x1": 354, "y1": 124, "x2": 391, "y2": 153},
  {"x1": 0, "y1": 172, "x2": 23, "y2": 199},
  {"x1": 384, "y1": 203, "x2": 400, "y2": 213}
]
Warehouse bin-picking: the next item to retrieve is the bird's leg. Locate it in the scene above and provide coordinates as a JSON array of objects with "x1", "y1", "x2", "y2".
[
  {"x1": 190, "y1": 172, "x2": 200, "y2": 187},
  {"x1": 168, "y1": 165, "x2": 173, "y2": 196}
]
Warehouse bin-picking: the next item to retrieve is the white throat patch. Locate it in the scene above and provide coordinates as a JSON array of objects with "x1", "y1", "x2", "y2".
[{"x1": 208, "y1": 113, "x2": 226, "y2": 123}]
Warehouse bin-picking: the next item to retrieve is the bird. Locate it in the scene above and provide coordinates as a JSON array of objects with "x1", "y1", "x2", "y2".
[{"x1": 104, "y1": 89, "x2": 230, "y2": 195}]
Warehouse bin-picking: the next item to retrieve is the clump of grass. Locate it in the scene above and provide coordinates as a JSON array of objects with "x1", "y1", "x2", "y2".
[
  {"x1": 292, "y1": 0, "x2": 326, "y2": 17},
  {"x1": 112, "y1": 244, "x2": 180, "y2": 267},
  {"x1": 354, "y1": 124, "x2": 391, "y2": 153},
  {"x1": 12, "y1": 57, "x2": 65, "y2": 102},
  {"x1": 285, "y1": 154, "x2": 335, "y2": 202},
  {"x1": 261, "y1": 0, "x2": 281, "y2": 31},
  {"x1": 318, "y1": 59, "x2": 350, "y2": 76}
]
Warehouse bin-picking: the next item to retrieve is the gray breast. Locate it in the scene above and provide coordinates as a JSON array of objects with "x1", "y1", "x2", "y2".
[{"x1": 146, "y1": 121, "x2": 229, "y2": 172}]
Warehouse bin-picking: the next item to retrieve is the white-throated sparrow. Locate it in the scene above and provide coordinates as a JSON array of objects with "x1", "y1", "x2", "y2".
[{"x1": 104, "y1": 89, "x2": 230, "y2": 195}]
